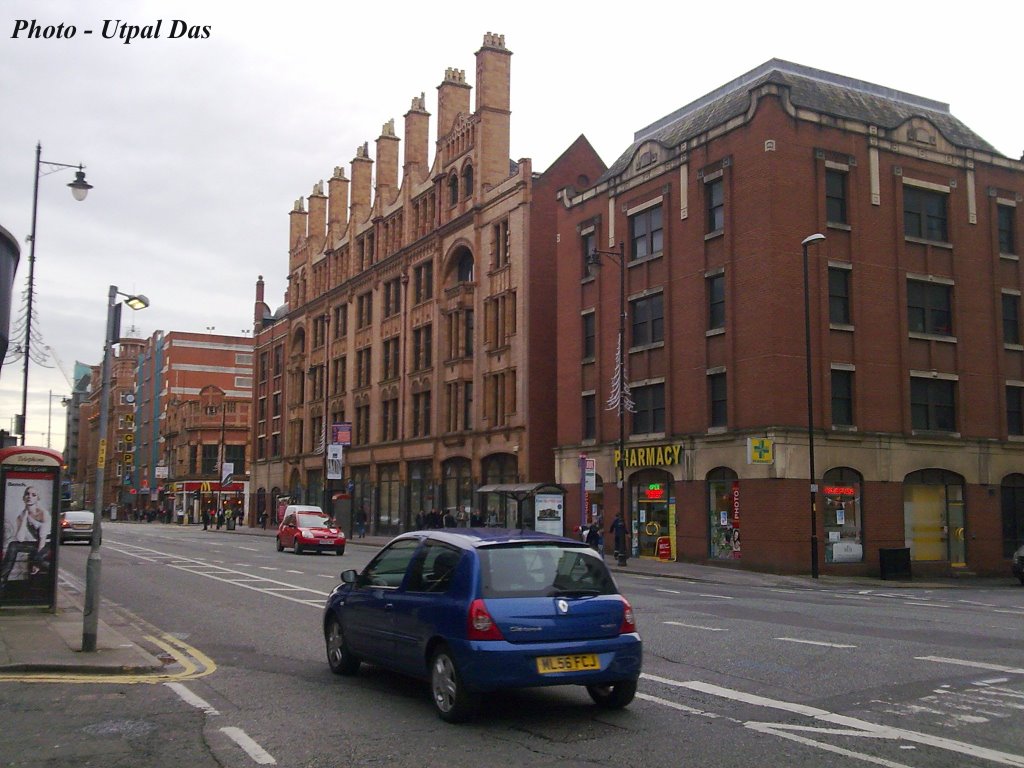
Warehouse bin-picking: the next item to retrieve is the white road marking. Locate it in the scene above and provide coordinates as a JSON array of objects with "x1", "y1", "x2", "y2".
[
  {"x1": 916, "y1": 656, "x2": 1024, "y2": 675},
  {"x1": 635, "y1": 692, "x2": 717, "y2": 716},
  {"x1": 664, "y1": 620, "x2": 727, "y2": 632},
  {"x1": 220, "y1": 727, "x2": 277, "y2": 765},
  {"x1": 994, "y1": 609, "x2": 1024, "y2": 616},
  {"x1": 776, "y1": 637, "x2": 856, "y2": 649},
  {"x1": 698, "y1": 593, "x2": 734, "y2": 600},
  {"x1": 640, "y1": 675, "x2": 1024, "y2": 766},
  {"x1": 746, "y1": 722, "x2": 913, "y2": 768},
  {"x1": 655, "y1": 588, "x2": 681, "y2": 594},
  {"x1": 165, "y1": 682, "x2": 220, "y2": 715}
]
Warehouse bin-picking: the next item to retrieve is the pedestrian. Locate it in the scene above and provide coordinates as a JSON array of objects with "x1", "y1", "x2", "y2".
[
  {"x1": 202, "y1": 508, "x2": 209, "y2": 530},
  {"x1": 443, "y1": 509, "x2": 457, "y2": 528},
  {"x1": 259, "y1": 510, "x2": 268, "y2": 530},
  {"x1": 216, "y1": 508, "x2": 224, "y2": 530},
  {"x1": 610, "y1": 513, "x2": 627, "y2": 560},
  {"x1": 585, "y1": 522, "x2": 601, "y2": 552},
  {"x1": 356, "y1": 509, "x2": 367, "y2": 538},
  {"x1": 414, "y1": 510, "x2": 424, "y2": 530}
]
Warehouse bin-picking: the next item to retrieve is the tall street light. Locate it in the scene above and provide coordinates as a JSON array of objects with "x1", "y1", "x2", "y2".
[
  {"x1": 586, "y1": 241, "x2": 632, "y2": 566},
  {"x1": 83, "y1": 285, "x2": 150, "y2": 652},
  {"x1": 802, "y1": 233, "x2": 826, "y2": 579},
  {"x1": 21, "y1": 142, "x2": 92, "y2": 445}
]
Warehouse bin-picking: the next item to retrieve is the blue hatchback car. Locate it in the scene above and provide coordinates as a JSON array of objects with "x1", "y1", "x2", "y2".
[{"x1": 323, "y1": 528, "x2": 642, "y2": 722}]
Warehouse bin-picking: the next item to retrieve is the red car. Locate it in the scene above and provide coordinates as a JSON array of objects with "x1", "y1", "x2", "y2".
[{"x1": 276, "y1": 510, "x2": 346, "y2": 555}]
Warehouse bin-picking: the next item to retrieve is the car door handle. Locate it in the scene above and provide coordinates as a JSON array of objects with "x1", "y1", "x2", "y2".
[{"x1": 384, "y1": 602, "x2": 394, "y2": 610}]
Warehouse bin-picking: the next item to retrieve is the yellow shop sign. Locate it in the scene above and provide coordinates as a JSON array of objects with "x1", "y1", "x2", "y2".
[{"x1": 613, "y1": 444, "x2": 683, "y2": 469}]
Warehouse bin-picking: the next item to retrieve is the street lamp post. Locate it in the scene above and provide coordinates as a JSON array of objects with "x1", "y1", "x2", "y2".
[
  {"x1": 21, "y1": 142, "x2": 92, "y2": 445},
  {"x1": 801, "y1": 233, "x2": 826, "y2": 579},
  {"x1": 587, "y1": 241, "x2": 630, "y2": 566},
  {"x1": 46, "y1": 389, "x2": 67, "y2": 449},
  {"x1": 82, "y1": 285, "x2": 150, "y2": 652}
]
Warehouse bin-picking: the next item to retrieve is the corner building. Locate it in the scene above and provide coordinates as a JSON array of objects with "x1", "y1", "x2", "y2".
[
  {"x1": 554, "y1": 60, "x2": 1024, "y2": 577},
  {"x1": 251, "y1": 34, "x2": 600, "y2": 534}
]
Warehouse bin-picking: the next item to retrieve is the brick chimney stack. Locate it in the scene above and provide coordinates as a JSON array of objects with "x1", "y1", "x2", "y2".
[
  {"x1": 307, "y1": 181, "x2": 328, "y2": 251},
  {"x1": 289, "y1": 197, "x2": 307, "y2": 252},
  {"x1": 475, "y1": 32, "x2": 512, "y2": 188},
  {"x1": 328, "y1": 166, "x2": 349, "y2": 243},
  {"x1": 375, "y1": 119, "x2": 400, "y2": 203},
  {"x1": 437, "y1": 68, "x2": 471, "y2": 140},
  {"x1": 403, "y1": 93, "x2": 430, "y2": 182},
  {"x1": 350, "y1": 142, "x2": 373, "y2": 224}
]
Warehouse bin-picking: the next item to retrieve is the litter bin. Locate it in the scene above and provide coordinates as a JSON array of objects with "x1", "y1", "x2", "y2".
[
  {"x1": 227, "y1": 517, "x2": 236, "y2": 531},
  {"x1": 879, "y1": 547, "x2": 911, "y2": 580}
]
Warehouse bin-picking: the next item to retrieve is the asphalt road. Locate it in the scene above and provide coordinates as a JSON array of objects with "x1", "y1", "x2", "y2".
[{"x1": 8, "y1": 523, "x2": 1023, "y2": 768}]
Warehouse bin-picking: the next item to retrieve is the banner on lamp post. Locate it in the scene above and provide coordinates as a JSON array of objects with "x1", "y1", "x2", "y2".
[{"x1": 326, "y1": 445, "x2": 343, "y2": 480}]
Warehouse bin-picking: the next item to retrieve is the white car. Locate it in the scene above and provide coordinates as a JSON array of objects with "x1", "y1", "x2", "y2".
[{"x1": 60, "y1": 510, "x2": 96, "y2": 544}]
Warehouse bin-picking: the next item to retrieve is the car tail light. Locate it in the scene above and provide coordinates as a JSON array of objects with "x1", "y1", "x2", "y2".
[
  {"x1": 619, "y1": 596, "x2": 636, "y2": 634},
  {"x1": 467, "y1": 599, "x2": 504, "y2": 641},
  {"x1": 60, "y1": 518, "x2": 70, "y2": 529}
]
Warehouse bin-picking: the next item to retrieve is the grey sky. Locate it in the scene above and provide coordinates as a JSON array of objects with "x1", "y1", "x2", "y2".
[{"x1": 1, "y1": 0, "x2": 1018, "y2": 450}]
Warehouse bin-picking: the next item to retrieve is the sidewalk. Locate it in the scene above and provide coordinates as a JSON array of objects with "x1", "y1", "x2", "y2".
[{"x1": 1, "y1": 522, "x2": 1011, "y2": 675}]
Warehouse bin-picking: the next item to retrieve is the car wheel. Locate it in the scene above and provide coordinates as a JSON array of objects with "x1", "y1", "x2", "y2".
[
  {"x1": 430, "y1": 647, "x2": 478, "y2": 723},
  {"x1": 294, "y1": 540, "x2": 303, "y2": 555},
  {"x1": 336, "y1": 547, "x2": 345, "y2": 556},
  {"x1": 587, "y1": 679, "x2": 637, "y2": 709},
  {"x1": 325, "y1": 616, "x2": 360, "y2": 675},
  {"x1": 276, "y1": 537, "x2": 284, "y2": 552}
]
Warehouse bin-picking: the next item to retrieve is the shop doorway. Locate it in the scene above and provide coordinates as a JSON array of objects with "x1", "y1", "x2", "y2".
[
  {"x1": 633, "y1": 469, "x2": 674, "y2": 558},
  {"x1": 903, "y1": 469, "x2": 966, "y2": 564}
]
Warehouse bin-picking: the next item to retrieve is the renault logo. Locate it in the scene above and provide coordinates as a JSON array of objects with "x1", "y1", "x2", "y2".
[{"x1": 556, "y1": 599, "x2": 569, "y2": 614}]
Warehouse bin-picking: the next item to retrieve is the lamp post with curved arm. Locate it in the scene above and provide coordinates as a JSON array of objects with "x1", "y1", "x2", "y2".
[{"x1": 20, "y1": 142, "x2": 92, "y2": 445}]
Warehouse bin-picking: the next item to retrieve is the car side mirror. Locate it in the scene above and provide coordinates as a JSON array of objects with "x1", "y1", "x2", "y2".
[{"x1": 340, "y1": 569, "x2": 358, "y2": 584}]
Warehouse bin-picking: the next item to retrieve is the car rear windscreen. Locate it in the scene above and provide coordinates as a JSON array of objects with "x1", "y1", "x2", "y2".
[{"x1": 479, "y1": 544, "x2": 617, "y2": 598}]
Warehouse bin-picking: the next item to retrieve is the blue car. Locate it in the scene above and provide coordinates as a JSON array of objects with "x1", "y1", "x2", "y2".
[{"x1": 323, "y1": 528, "x2": 642, "y2": 722}]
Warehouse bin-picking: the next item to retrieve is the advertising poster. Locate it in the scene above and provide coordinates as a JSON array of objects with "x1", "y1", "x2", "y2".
[
  {"x1": 326, "y1": 444, "x2": 343, "y2": 480},
  {"x1": 0, "y1": 452, "x2": 60, "y2": 608},
  {"x1": 535, "y1": 493, "x2": 563, "y2": 536}
]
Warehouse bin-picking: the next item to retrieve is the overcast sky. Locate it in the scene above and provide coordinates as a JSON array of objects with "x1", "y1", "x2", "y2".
[{"x1": 1, "y1": 0, "x2": 1019, "y2": 451}]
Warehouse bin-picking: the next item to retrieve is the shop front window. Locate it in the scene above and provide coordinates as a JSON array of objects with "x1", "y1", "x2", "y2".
[
  {"x1": 822, "y1": 467, "x2": 863, "y2": 563},
  {"x1": 377, "y1": 463, "x2": 401, "y2": 535},
  {"x1": 480, "y1": 453, "x2": 518, "y2": 527},
  {"x1": 442, "y1": 457, "x2": 473, "y2": 524},
  {"x1": 707, "y1": 467, "x2": 739, "y2": 560}
]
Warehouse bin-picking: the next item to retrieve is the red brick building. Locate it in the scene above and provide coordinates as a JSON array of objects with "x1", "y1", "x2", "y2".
[
  {"x1": 554, "y1": 60, "x2": 1024, "y2": 577},
  {"x1": 250, "y1": 34, "x2": 603, "y2": 534}
]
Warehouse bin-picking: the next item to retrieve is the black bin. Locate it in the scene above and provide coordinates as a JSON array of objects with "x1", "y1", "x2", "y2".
[
  {"x1": 879, "y1": 547, "x2": 911, "y2": 580},
  {"x1": 227, "y1": 518, "x2": 236, "y2": 531}
]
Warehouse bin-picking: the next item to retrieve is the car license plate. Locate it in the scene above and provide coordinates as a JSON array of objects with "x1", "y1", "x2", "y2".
[
  {"x1": 536, "y1": 653, "x2": 600, "y2": 674},
  {"x1": 73, "y1": 524, "x2": 90, "y2": 530}
]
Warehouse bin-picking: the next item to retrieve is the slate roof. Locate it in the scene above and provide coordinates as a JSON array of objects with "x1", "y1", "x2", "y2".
[{"x1": 599, "y1": 59, "x2": 1000, "y2": 183}]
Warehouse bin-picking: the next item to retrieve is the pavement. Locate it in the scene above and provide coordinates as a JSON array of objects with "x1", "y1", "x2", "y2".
[{"x1": 0, "y1": 521, "x2": 1015, "y2": 676}]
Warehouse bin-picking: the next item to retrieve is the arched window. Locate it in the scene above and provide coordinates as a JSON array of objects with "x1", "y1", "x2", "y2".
[
  {"x1": 707, "y1": 467, "x2": 739, "y2": 560},
  {"x1": 448, "y1": 174, "x2": 459, "y2": 206},
  {"x1": 1001, "y1": 473, "x2": 1024, "y2": 557},
  {"x1": 822, "y1": 467, "x2": 863, "y2": 563},
  {"x1": 457, "y1": 250, "x2": 474, "y2": 283},
  {"x1": 462, "y1": 164, "x2": 474, "y2": 198}
]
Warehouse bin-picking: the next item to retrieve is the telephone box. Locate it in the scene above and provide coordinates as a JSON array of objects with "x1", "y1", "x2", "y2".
[{"x1": 0, "y1": 447, "x2": 62, "y2": 609}]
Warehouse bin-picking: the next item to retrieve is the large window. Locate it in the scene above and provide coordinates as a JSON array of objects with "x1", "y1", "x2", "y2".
[
  {"x1": 630, "y1": 293, "x2": 664, "y2": 346},
  {"x1": 412, "y1": 390, "x2": 432, "y2": 438},
  {"x1": 998, "y1": 204, "x2": 1016, "y2": 255},
  {"x1": 355, "y1": 347, "x2": 372, "y2": 389},
  {"x1": 831, "y1": 369, "x2": 854, "y2": 427},
  {"x1": 356, "y1": 292, "x2": 373, "y2": 329},
  {"x1": 825, "y1": 170, "x2": 847, "y2": 224},
  {"x1": 413, "y1": 324, "x2": 433, "y2": 370},
  {"x1": 1003, "y1": 293, "x2": 1021, "y2": 345},
  {"x1": 382, "y1": 337, "x2": 400, "y2": 380},
  {"x1": 383, "y1": 278, "x2": 402, "y2": 317},
  {"x1": 910, "y1": 377, "x2": 956, "y2": 432},
  {"x1": 1002, "y1": 474, "x2": 1024, "y2": 558},
  {"x1": 629, "y1": 205, "x2": 663, "y2": 261},
  {"x1": 381, "y1": 395, "x2": 398, "y2": 442},
  {"x1": 709, "y1": 372, "x2": 727, "y2": 428},
  {"x1": 582, "y1": 393, "x2": 596, "y2": 440},
  {"x1": 1008, "y1": 386, "x2": 1024, "y2": 436},
  {"x1": 414, "y1": 261, "x2": 434, "y2": 303},
  {"x1": 582, "y1": 312, "x2": 596, "y2": 360},
  {"x1": 707, "y1": 273, "x2": 725, "y2": 330},
  {"x1": 829, "y1": 267, "x2": 851, "y2": 324},
  {"x1": 904, "y1": 186, "x2": 948, "y2": 241},
  {"x1": 706, "y1": 178, "x2": 724, "y2": 233},
  {"x1": 581, "y1": 229, "x2": 596, "y2": 278},
  {"x1": 631, "y1": 383, "x2": 664, "y2": 435},
  {"x1": 907, "y1": 280, "x2": 952, "y2": 336}
]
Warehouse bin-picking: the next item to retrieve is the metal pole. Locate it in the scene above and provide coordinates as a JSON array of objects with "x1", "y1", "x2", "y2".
[
  {"x1": 802, "y1": 237, "x2": 822, "y2": 579},
  {"x1": 83, "y1": 285, "x2": 117, "y2": 651},
  {"x1": 617, "y1": 241, "x2": 628, "y2": 565},
  {"x1": 20, "y1": 144, "x2": 42, "y2": 445}
]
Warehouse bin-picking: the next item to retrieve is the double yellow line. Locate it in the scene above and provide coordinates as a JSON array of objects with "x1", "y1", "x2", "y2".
[{"x1": 0, "y1": 632, "x2": 217, "y2": 685}]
